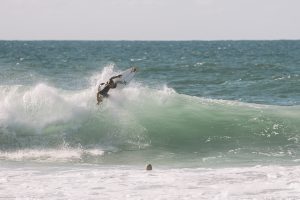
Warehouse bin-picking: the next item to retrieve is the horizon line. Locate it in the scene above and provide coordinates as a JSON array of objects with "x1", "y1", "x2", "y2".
[{"x1": 1, "y1": 39, "x2": 300, "y2": 42}]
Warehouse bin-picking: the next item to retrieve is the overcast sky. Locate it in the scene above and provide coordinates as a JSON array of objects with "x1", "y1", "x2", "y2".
[{"x1": 0, "y1": 0, "x2": 299, "y2": 40}]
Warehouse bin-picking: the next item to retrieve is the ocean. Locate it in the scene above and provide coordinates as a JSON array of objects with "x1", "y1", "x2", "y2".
[{"x1": 0, "y1": 41, "x2": 299, "y2": 199}]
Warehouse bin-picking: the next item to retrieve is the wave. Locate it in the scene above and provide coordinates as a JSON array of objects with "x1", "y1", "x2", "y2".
[{"x1": 0, "y1": 66, "x2": 299, "y2": 163}]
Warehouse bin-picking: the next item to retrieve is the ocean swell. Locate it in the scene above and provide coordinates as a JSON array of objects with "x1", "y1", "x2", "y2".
[{"x1": 0, "y1": 68, "x2": 299, "y2": 164}]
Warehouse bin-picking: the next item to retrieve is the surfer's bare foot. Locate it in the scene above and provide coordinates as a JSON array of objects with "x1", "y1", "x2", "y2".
[{"x1": 132, "y1": 67, "x2": 137, "y2": 72}]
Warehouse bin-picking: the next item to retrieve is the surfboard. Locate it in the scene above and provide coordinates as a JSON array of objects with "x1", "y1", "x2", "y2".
[{"x1": 115, "y1": 67, "x2": 137, "y2": 85}]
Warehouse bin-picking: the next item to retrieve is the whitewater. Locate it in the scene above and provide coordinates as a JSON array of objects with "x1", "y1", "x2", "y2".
[{"x1": 0, "y1": 41, "x2": 300, "y2": 199}]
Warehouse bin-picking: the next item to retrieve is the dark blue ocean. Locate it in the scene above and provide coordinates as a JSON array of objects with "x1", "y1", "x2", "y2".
[{"x1": 0, "y1": 41, "x2": 299, "y2": 166}]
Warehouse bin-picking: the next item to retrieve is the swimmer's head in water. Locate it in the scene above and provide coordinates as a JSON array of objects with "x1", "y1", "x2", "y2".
[{"x1": 146, "y1": 164, "x2": 152, "y2": 171}]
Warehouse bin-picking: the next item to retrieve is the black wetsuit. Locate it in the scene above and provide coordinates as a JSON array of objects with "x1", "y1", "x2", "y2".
[
  {"x1": 98, "y1": 75, "x2": 119, "y2": 98},
  {"x1": 99, "y1": 84, "x2": 111, "y2": 97}
]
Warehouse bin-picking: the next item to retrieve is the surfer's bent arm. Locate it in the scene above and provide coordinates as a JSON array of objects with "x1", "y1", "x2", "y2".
[{"x1": 98, "y1": 82, "x2": 105, "y2": 91}]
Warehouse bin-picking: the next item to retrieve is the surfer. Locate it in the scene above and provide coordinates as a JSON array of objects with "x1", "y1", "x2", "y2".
[{"x1": 97, "y1": 74, "x2": 122, "y2": 104}]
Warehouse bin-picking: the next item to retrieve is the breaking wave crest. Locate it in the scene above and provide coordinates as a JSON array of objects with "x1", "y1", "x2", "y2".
[{"x1": 0, "y1": 66, "x2": 299, "y2": 164}]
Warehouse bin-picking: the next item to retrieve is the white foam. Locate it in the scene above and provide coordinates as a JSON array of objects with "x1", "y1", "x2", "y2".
[
  {"x1": 0, "y1": 148, "x2": 82, "y2": 162},
  {"x1": 0, "y1": 81, "x2": 102, "y2": 141},
  {"x1": 0, "y1": 165, "x2": 299, "y2": 199},
  {"x1": 90, "y1": 63, "x2": 123, "y2": 88},
  {"x1": 0, "y1": 147, "x2": 105, "y2": 162}
]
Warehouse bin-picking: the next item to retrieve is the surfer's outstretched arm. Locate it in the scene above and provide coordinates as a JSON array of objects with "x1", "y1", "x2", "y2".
[{"x1": 109, "y1": 74, "x2": 122, "y2": 81}]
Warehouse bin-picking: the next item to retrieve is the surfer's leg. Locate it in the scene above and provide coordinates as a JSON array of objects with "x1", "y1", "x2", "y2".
[{"x1": 97, "y1": 92, "x2": 103, "y2": 105}]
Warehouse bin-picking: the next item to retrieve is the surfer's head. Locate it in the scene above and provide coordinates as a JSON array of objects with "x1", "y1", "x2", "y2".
[{"x1": 146, "y1": 164, "x2": 152, "y2": 171}]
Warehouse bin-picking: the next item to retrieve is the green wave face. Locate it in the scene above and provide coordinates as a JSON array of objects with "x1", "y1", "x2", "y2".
[{"x1": 0, "y1": 83, "x2": 299, "y2": 165}]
